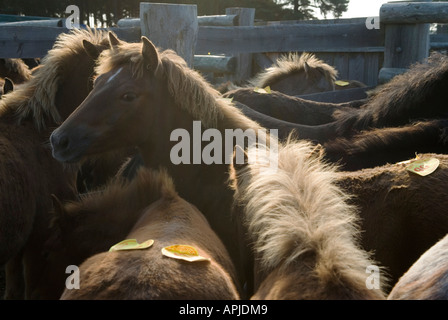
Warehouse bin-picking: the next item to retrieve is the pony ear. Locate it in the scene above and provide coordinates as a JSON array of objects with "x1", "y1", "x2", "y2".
[
  {"x1": 108, "y1": 32, "x2": 121, "y2": 48},
  {"x1": 83, "y1": 40, "x2": 100, "y2": 60},
  {"x1": 3, "y1": 77, "x2": 13, "y2": 94},
  {"x1": 141, "y1": 36, "x2": 160, "y2": 74}
]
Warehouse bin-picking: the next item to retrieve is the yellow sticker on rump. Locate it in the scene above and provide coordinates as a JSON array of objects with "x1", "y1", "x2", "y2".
[
  {"x1": 335, "y1": 80, "x2": 350, "y2": 87},
  {"x1": 161, "y1": 245, "x2": 211, "y2": 262},
  {"x1": 406, "y1": 158, "x2": 440, "y2": 176},
  {"x1": 253, "y1": 86, "x2": 271, "y2": 94},
  {"x1": 109, "y1": 239, "x2": 154, "y2": 252}
]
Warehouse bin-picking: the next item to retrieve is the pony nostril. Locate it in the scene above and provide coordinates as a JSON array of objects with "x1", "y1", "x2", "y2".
[
  {"x1": 51, "y1": 132, "x2": 70, "y2": 151},
  {"x1": 59, "y1": 136, "x2": 69, "y2": 150}
]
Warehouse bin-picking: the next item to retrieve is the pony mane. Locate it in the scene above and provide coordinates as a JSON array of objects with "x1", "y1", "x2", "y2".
[
  {"x1": 0, "y1": 58, "x2": 32, "y2": 82},
  {"x1": 96, "y1": 42, "x2": 262, "y2": 131},
  {"x1": 0, "y1": 28, "x2": 109, "y2": 130},
  {"x1": 232, "y1": 139, "x2": 385, "y2": 288},
  {"x1": 64, "y1": 166, "x2": 176, "y2": 219},
  {"x1": 249, "y1": 52, "x2": 338, "y2": 88},
  {"x1": 334, "y1": 51, "x2": 448, "y2": 132}
]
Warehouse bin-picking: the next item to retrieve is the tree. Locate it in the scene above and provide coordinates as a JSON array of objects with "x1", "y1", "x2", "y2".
[
  {"x1": 276, "y1": 0, "x2": 349, "y2": 19},
  {"x1": 0, "y1": 0, "x2": 349, "y2": 26}
]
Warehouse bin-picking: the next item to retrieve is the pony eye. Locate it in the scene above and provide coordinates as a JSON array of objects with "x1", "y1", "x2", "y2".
[{"x1": 121, "y1": 92, "x2": 137, "y2": 102}]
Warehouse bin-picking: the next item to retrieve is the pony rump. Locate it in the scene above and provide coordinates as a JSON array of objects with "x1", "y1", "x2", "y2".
[
  {"x1": 249, "y1": 52, "x2": 338, "y2": 89},
  {"x1": 96, "y1": 39, "x2": 262, "y2": 131},
  {"x1": 231, "y1": 138, "x2": 387, "y2": 297},
  {"x1": 0, "y1": 28, "x2": 109, "y2": 130}
]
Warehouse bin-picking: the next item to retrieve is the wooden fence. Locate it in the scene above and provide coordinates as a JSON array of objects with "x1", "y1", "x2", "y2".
[{"x1": 1, "y1": 1, "x2": 448, "y2": 87}]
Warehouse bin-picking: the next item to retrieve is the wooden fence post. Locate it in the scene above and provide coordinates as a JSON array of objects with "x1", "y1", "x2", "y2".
[
  {"x1": 379, "y1": 0, "x2": 432, "y2": 83},
  {"x1": 225, "y1": 7, "x2": 255, "y2": 83},
  {"x1": 140, "y1": 2, "x2": 198, "y2": 68}
]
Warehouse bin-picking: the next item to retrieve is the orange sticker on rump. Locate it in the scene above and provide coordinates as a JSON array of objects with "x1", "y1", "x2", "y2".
[{"x1": 161, "y1": 244, "x2": 211, "y2": 262}]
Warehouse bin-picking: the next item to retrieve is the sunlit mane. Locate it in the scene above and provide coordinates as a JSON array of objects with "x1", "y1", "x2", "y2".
[
  {"x1": 96, "y1": 41, "x2": 262, "y2": 131},
  {"x1": 249, "y1": 52, "x2": 338, "y2": 88},
  {"x1": 231, "y1": 138, "x2": 386, "y2": 289},
  {"x1": 0, "y1": 28, "x2": 109, "y2": 131}
]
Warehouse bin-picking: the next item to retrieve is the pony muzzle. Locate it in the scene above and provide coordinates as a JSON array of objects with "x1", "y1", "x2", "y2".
[{"x1": 50, "y1": 127, "x2": 91, "y2": 163}]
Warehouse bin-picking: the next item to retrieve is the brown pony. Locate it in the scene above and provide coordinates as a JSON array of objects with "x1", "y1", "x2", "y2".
[
  {"x1": 50, "y1": 34, "x2": 267, "y2": 297},
  {"x1": 0, "y1": 28, "x2": 113, "y2": 300},
  {"x1": 0, "y1": 58, "x2": 32, "y2": 85},
  {"x1": 323, "y1": 119, "x2": 448, "y2": 171},
  {"x1": 225, "y1": 52, "x2": 448, "y2": 142},
  {"x1": 218, "y1": 52, "x2": 336, "y2": 96},
  {"x1": 335, "y1": 153, "x2": 448, "y2": 286},
  {"x1": 56, "y1": 167, "x2": 240, "y2": 300},
  {"x1": 387, "y1": 233, "x2": 448, "y2": 300},
  {"x1": 229, "y1": 140, "x2": 386, "y2": 299}
]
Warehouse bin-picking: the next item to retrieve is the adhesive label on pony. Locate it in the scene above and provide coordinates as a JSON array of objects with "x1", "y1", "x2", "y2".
[
  {"x1": 253, "y1": 86, "x2": 271, "y2": 94},
  {"x1": 161, "y1": 245, "x2": 210, "y2": 262},
  {"x1": 334, "y1": 80, "x2": 350, "y2": 87},
  {"x1": 109, "y1": 239, "x2": 154, "y2": 252},
  {"x1": 406, "y1": 158, "x2": 440, "y2": 176}
]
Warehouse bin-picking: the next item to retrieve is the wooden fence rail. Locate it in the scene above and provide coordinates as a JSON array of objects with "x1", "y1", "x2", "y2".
[{"x1": 1, "y1": 1, "x2": 448, "y2": 87}]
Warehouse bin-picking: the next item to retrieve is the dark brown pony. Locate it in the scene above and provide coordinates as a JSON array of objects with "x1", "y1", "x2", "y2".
[
  {"x1": 247, "y1": 52, "x2": 337, "y2": 96},
  {"x1": 225, "y1": 52, "x2": 448, "y2": 142},
  {"x1": 335, "y1": 153, "x2": 448, "y2": 286},
  {"x1": 387, "y1": 234, "x2": 448, "y2": 300},
  {"x1": 50, "y1": 34, "x2": 266, "y2": 297},
  {"x1": 55, "y1": 167, "x2": 240, "y2": 300},
  {"x1": 0, "y1": 28, "x2": 112, "y2": 300},
  {"x1": 218, "y1": 52, "x2": 337, "y2": 96},
  {"x1": 229, "y1": 140, "x2": 386, "y2": 299},
  {"x1": 225, "y1": 88, "x2": 365, "y2": 126},
  {"x1": 0, "y1": 58, "x2": 32, "y2": 85},
  {"x1": 324, "y1": 119, "x2": 448, "y2": 171}
]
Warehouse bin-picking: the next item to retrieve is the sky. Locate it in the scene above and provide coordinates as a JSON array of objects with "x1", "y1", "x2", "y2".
[
  {"x1": 314, "y1": 0, "x2": 389, "y2": 19},
  {"x1": 341, "y1": 0, "x2": 389, "y2": 18}
]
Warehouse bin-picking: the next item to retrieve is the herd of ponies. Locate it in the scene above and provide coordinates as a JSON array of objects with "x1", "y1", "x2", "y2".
[{"x1": 0, "y1": 28, "x2": 447, "y2": 300}]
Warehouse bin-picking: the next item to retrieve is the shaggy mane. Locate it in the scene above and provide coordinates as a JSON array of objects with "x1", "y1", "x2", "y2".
[
  {"x1": 0, "y1": 28, "x2": 109, "y2": 130},
  {"x1": 249, "y1": 52, "x2": 338, "y2": 88},
  {"x1": 231, "y1": 139, "x2": 385, "y2": 289},
  {"x1": 0, "y1": 58, "x2": 32, "y2": 82},
  {"x1": 96, "y1": 41, "x2": 262, "y2": 131},
  {"x1": 334, "y1": 52, "x2": 448, "y2": 132},
  {"x1": 65, "y1": 167, "x2": 176, "y2": 218}
]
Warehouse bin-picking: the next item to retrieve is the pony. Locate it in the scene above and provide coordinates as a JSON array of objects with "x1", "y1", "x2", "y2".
[
  {"x1": 0, "y1": 28, "x2": 113, "y2": 300},
  {"x1": 323, "y1": 119, "x2": 448, "y2": 171},
  {"x1": 217, "y1": 52, "x2": 337, "y2": 96},
  {"x1": 225, "y1": 88, "x2": 366, "y2": 126},
  {"x1": 54, "y1": 167, "x2": 240, "y2": 300},
  {"x1": 248, "y1": 52, "x2": 337, "y2": 96},
  {"x1": 50, "y1": 34, "x2": 266, "y2": 297},
  {"x1": 387, "y1": 233, "x2": 448, "y2": 300},
  {"x1": 225, "y1": 52, "x2": 448, "y2": 143},
  {"x1": 229, "y1": 140, "x2": 386, "y2": 299},
  {"x1": 335, "y1": 153, "x2": 448, "y2": 286},
  {"x1": 0, "y1": 58, "x2": 32, "y2": 85}
]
